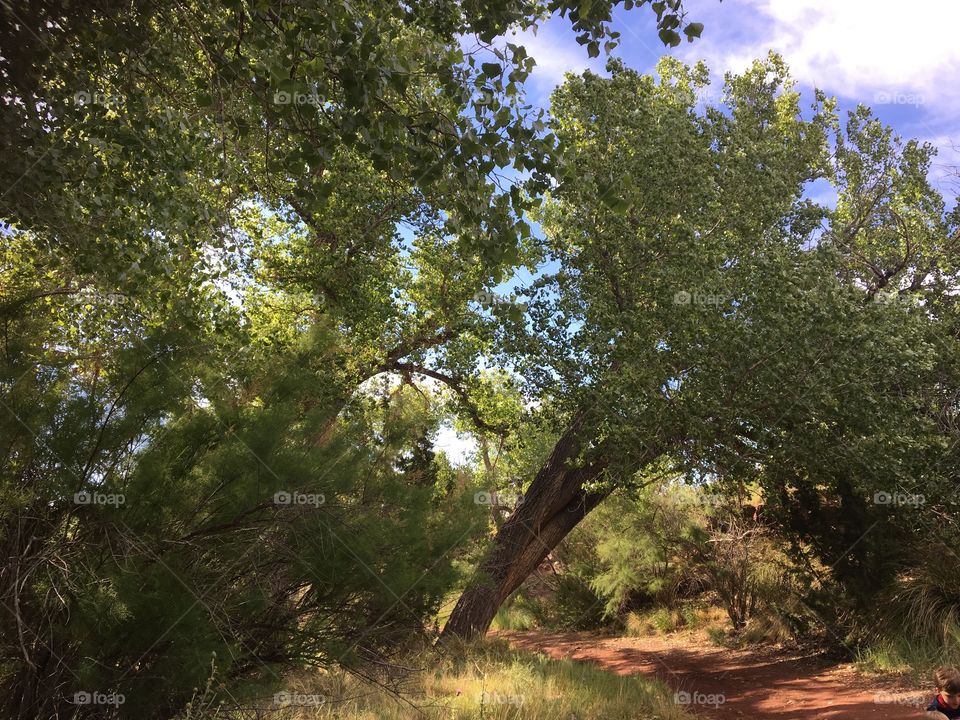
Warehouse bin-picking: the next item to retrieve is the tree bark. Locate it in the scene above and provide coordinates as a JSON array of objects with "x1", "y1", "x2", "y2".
[
  {"x1": 441, "y1": 483, "x2": 611, "y2": 639},
  {"x1": 442, "y1": 409, "x2": 616, "y2": 639}
]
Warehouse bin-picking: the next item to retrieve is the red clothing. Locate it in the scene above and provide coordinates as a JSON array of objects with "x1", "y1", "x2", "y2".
[{"x1": 927, "y1": 695, "x2": 960, "y2": 718}]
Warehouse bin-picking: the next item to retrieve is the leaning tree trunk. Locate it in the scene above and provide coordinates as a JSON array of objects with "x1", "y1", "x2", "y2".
[
  {"x1": 442, "y1": 482, "x2": 611, "y2": 639},
  {"x1": 442, "y1": 409, "x2": 615, "y2": 639}
]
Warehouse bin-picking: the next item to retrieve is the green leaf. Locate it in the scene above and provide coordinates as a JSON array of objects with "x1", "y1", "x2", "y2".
[
  {"x1": 684, "y1": 22, "x2": 704, "y2": 40},
  {"x1": 658, "y1": 28, "x2": 682, "y2": 47}
]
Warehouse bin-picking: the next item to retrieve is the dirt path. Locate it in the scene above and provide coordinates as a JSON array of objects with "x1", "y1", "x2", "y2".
[{"x1": 500, "y1": 630, "x2": 930, "y2": 719}]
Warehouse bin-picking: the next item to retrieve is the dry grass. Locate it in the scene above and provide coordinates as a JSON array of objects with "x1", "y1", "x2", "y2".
[{"x1": 181, "y1": 638, "x2": 691, "y2": 720}]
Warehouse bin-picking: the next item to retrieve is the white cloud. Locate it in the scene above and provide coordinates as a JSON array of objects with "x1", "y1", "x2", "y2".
[
  {"x1": 673, "y1": 0, "x2": 960, "y2": 187},
  {"x1": 681, "y1": 0, "x2": 960, "y2": 109}
]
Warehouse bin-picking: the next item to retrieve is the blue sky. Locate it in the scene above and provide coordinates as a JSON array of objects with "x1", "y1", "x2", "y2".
[
  {"x1": 476, "y1": 0, "x2": 960, "y2": 296},
  {"x1": 511, "y1": 0, "x2": 960, "y2": 195},
  {"x1": 435, "y1": 0, "x2": 960, "y2": 464}
]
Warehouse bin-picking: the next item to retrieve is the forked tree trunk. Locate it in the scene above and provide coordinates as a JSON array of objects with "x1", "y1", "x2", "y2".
[{"x1": 442, "y1": 409, "x2": 618, "y2": 639}]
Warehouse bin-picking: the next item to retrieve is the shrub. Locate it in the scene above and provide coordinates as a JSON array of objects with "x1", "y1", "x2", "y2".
[
  {"x1": 575, "y1": 483, "x2": 711, "y2": 618},
  {"x1": 0, "y1": 334, "x2": 481, "y2": 718},
  {"x1": 492, "y1": 596, "x2": 539, "y2": 631}
]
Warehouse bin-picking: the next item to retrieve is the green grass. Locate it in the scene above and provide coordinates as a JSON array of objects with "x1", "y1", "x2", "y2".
[
  {"x1": 706, "y1": 626, "x2": 728, "y2": 646},
  {"x1": 856, "y1": 635, "x2": 960, "y2": 683},
  {"x1": 491, "y1": 600, "x2": 538, "y2": 631},
  {"x1": 183, "y1": 639, "x2": 691, "y2": 719},
  {"x1": 679, "y1": 604, "x2": 703, "y2": 630},
  {"x1": 624, "y1": 608, "x2": 681, "y2": 636},
  {"x1": 624, "y1": 603, "x2": 729, "y2": 639},
  {"x1": 490, "y1": 592, "x2": 542, "y2": 632}
]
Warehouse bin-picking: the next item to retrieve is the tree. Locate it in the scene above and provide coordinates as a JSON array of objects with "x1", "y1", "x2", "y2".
[
  {"x1": 0, "y1": 0, "x2": 707, "y2": 470},
  {"x1": 0, "y1": 0, "x2": 704, "y2": 270},
  {"x1": 1, "y1": 1, "x2": 713, "y2": 716},
  {"x1": 1, "y1": 230, "x2": 483, "y2": 716},
  {"x1": 442, "y1": 54, "x2": 960, "y2": 639}
]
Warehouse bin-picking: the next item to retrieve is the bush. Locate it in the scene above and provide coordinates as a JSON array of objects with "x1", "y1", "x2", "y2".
[
  {"x1": 535, "y1": 574, "x2": 606, "y2": 630},
  {"x1": 492, "y1": 574, "x2": 606, "y2": 632},
  {"x1": 0, "y1": 333, "x2": 482, "y2": 719},
  {"x1": 492, "y1": 595, "x2": 539, "y2": 631},
  {"x1": 707, "y1": 626, "x2": 729, "y2": 646},
  {"x1": 853, "y1": 544, "x2": 960, "y2": 680},
  {"x1": 582, "y1": 485, "x2": 710, "y2": 618},
  {"x1": 624, "y1": 608, "x2": 683, "y2": 637},
  {"x1": 740, "y1": 614, "x2": 795, "y2": 645},
  {"x1": 564, "y1": 480, "x2": 811, "y2": 641}
]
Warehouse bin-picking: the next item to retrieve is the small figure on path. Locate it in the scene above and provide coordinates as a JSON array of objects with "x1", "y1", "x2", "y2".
[{"x1": 925, "y1": 666, "x2": 960, "y2": 719}]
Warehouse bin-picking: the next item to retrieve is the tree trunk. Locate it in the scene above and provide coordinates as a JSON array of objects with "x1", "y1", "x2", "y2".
[
  {"x1": 442, "y1": 482, "x2": 611, "y2": 638},
  {"x1": 442, "y1": 409, "x2": 615, "y2": 639}
]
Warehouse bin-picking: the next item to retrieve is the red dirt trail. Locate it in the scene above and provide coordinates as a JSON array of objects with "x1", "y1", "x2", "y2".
[{"x1": 500, "y1": 630, "x2": 931, "y2": 719}]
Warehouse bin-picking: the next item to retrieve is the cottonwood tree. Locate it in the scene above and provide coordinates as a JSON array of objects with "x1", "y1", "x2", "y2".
[
  {"x1": 1, "y1": 1, "x2": 710, "y2": 716},
  {"x1": 442, "y1": 55, "x2": 960, "y2": 638},
  {"x1": 1, "y1": 0, "x2": 706, "y2": 448}
]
